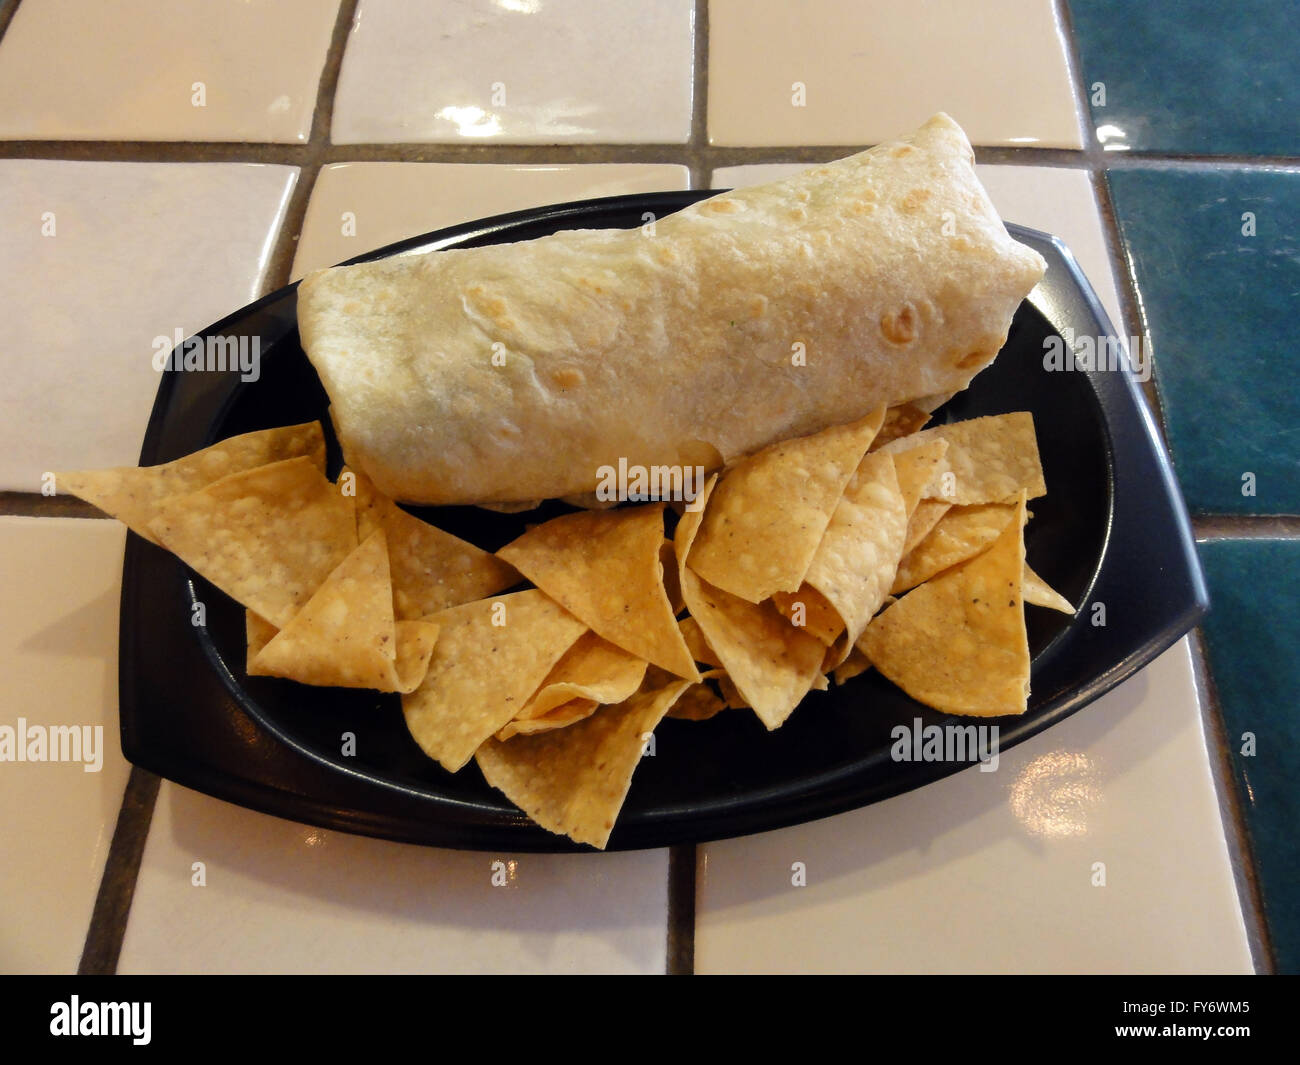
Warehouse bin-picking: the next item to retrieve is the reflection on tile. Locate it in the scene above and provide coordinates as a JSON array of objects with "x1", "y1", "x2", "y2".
[
  {"x1": 118, "y1": 783, "x2": 668, "y2": 974},
  {"x1": 0, "y1": 0, "x2": 340, "y2": 142},
  {"x1": 1107, "y1": 166, "x2": 1300, "y2": 514},
  {"x1": 332, "y1": 0, "x2": 694, "y2": 144},
  {"x1": 713, "y1": 162, "x2": 1123, "y2": 333},
  {"x1": 1069, "y1": 0, "x2": 1300, "y2": 155},
  {"x1": 1198, "y1": 539, "x2": 1300, "y2": 974},
  {"x1": 293, "y1": 162, "x2": 690, "y2": 278},
  {"x1": 0, "y1": 161, "x2": 297, "y2": 491},
  {"x1": 0, "y1": 518, "x2": 130, "y2": 975},
  {"x1": 696, "y1": 640, "x2": 1250, "y2": 973},
  {"x1": 708, "y1": 0, "x2": 1082, "y2": 147}
]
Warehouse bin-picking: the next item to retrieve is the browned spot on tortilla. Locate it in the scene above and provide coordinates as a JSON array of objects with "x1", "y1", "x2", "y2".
[
  {"x1": 551, "y1": 366, "x2": 584, "y2": 389},
  {"x1": 891, "y1": 145, "x2": 916, "y2": 158},
  {"x1": 956, "y1": 350, "x2": 989, "y2": 369},
  {"x1": 901, "y1": 187, "x2": 932, "y2": 213},
  {"x1": 704, "y1": 199, "x2": 742, "y2": 214},
  {"x1": 749, "y1": 295, "x2": 768, "y2": 318},
  {"x1": 880, "y1": 303, "x2": 918, "y2": 345}
]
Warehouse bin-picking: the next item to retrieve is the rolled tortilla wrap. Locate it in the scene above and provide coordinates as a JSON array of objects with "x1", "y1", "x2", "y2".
[{"x1": 298, "y1": 113, "x2": 1045, "y2": 506}]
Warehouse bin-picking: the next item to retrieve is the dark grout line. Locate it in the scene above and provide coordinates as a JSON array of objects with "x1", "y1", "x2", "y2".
[
  {"x1": 665, "y1": 844, "x2": 697, "y2": 974},
  {"x1": 1195, "y1": 516, "x2": 1300, "y2": 539},
  {"x1": 1186, "y1": 631, "x2": 1276, "y2": 974},
  {"x1": 0, "y1": 491, "x2": 107, "y2": 519},
  {"x1": 78, "y1": 768, "x2": 162, "y2": 974}
]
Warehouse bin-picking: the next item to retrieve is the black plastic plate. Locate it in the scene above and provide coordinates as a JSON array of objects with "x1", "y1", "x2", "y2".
[{"x1": 119, "y1": 191, "x2": 1207, "y2": 851}]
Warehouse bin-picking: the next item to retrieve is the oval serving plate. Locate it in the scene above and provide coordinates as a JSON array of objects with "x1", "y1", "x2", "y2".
[{"x1": 119, "y1": 191, "x2": 1206, "y2": 851}]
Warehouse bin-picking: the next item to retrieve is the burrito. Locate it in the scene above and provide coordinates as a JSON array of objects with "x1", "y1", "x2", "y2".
[{"x1": 297, "y1": 113, "x2": 1045, "y2": 507}]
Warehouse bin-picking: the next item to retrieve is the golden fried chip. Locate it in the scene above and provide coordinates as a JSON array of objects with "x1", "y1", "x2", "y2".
[
  {"x1": 861, "y1": 493, "x2": 1029, "y2": 716},
  {"x1": 56, "y1": 421, "x2": 325, "y2": 545},
  {"x1": 149, "y1": 455, "x2": 357, "y2": 628},
  {"x1": 353, "y1": 469, "x2": 518, "y2": 619},
  {"x1": 661, "y1": 540, "x2": 684, "y2": 616},
  {"x1": 771, "y1": 584, "x2": 846, "y2": 646},
  {"x1": 476, "y1": 680, "x2": 691, "y2": 849},
  {"x1": 687, "y1": 408, "x2": 885, "y2": 603},
  {"x1": 882, "y1": 412, "x2": 1045, "y2": 505},
  {"x1": 1024, "y1": 562, "x2": 1075, "y2": 614},
  {"x1": 833, "y1": 646, "x2": 871, "y2": 685},
  {"x1": 803, "y1": 450, "x2": 908, "y2": 664},
  {"x1": 677, "y1": 475, "x2": 825, "y2": 730},
  {"x1": 401, "y1": 589, "x2": 587, "y2": 771},
  {"x1": 245, "y1": 610, "x2": 278, "y2": 670},
  {"x1": 891, "y1": 438, "x2": 950, "y2": 517},
  {"x1": 891, "y1": 502, "x2": 1018, "y2": 594},
  {"x1": 678, "y1": 616, "x2": 722, "y2": 668},
  {"x1": 869, "y1": 403, "x2": 932, "y2": 450},
  {"x1": 497, "y1": 503, "x2": 697, "y2": 680},
  {"x1": 668, "y1": 683, "x2": 728, "y2": 721},
  {"x1": 901, "y1": 499, "x2": 952, "y2": 557},
  {"x1": 496, "y1": 698, "x2": 598, "y2": 741},
  {"x1": 517, "y1": 632, "x2": 648, "y2": 720}
]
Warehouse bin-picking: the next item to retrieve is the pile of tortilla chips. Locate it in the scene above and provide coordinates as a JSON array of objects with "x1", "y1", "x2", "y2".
[{"x1": 60, "y1": 408, "x2": 1072, "y2": 849}]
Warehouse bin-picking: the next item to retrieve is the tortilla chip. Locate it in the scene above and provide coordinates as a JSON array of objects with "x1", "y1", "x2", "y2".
[
  {"x1": 401, "y1": 589, "x2": 587, "y2": 771},
  {"x1": 802, "y1": 450, "x2": 908, "y2": 664},
  {"x1": 245, "y1": 610, "x2": 278, "y2": 670},
  {"x1": 882, "y1": 412, "x2": 1045, "y2": 505},
  {"x1": 353, "y1": 470, "x2": 518, "y2": 619},
  {"x1": 833, "y1": 646, "x2": 871, "y2": 685},
  {"x1": 687, "y1": 408, "x2": 885, "y2": 603},
  {"x1": 497, "y1": 503, "x2": 697, "y2": 680},
  {"x1": 678, "y1": 616, "x2": 722, "y2": 668},
  {"x1": 716, "y1": 673, "x2": 749, "y2": 710},
  {"x1": 1024, "y1": 562, "x2": 1075, "y2": 614},
  {"x1": 149, "y1": 455, "x2": 357, "y2": 628},
  {"x1": 869, "y1": 403, "x2": 932, "y2": 450},
  {"x1": 891, "y1": 502, "x2": 1018, "y2": 594},
  {"x1": 860, "y1": 493, "x2": 1030, "y2": 716},
  {"x1": 496, "y1": 698, "x2": 599, "y2": 740},
  {"x1": 517, "y1": 632, "x2": 648, "y2": 720},
  {"x1": 476, "y1": 680, "x2": 691, "y2": 849},
  {"x1": 891, "y1": 438, "x2": 950, "y2": 517},
  {"x1": 56, "y1": 421, "x2": 325, "y2": 545},
  {"x1": 771, "y1": 584, "x2": 846, "y2": 646},
  {"x1": 667, "y1": 683, "x2": 728, "y2": 721},
  {"x1": 901, "y1": 499, "x2": 952, "y2": 557},
  {"x1": 661, "y1": 540, "x2": 684, "y2": 615},
  {"x1": 391, "y1": 620, "x2": 441, "y2": 693},
  {"x1": 677, "y1": 475, "x2": 825, "y2": 730}
]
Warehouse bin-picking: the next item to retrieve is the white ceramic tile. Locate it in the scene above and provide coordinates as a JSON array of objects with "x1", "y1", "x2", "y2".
[
  {"x1": 0, "y1": 161, "x2": 297, "y2": 492},
  {"x1": 696, "y1": 639, "x2": 1251, "y2": 974},
  {"x1": 118, "y1": 783, "x2": 669, "y2": 974},
  {"x1": 708, "y1": 0, "x2": 1083, "y2": 148},
  {"x1": 0, "y1": 0, "x2": 340, "y2": 142},
  {"x1": 0, "y1": 517, "x2": 130, "y2": 975},
  {"x1": 712, "y1": 162, "x2": 1124, "y2": 335},
  {"x1": 332, "y1": 0, "x2": 695, "y2": 144},
  {"x1": 293, "y1": 162, "x2": 691, "y2": 278}
]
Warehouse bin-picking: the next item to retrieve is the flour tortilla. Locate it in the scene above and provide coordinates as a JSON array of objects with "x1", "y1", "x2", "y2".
[{"x1": 298, "y1": 114, "x2": 1045, "y2": 506}]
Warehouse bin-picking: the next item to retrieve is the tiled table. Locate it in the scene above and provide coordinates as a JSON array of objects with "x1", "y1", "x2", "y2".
[{"x1": 0, "y1": 0, "x2": 1291, "y2": 974}]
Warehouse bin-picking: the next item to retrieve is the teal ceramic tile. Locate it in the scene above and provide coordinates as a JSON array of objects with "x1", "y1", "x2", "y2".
[
  {"x1": 1197, "y1": 539, "x2": 1300, "y2": 973},
  {"x1": 1068, "y1": 0, "x2": 1300, "y2": 155},
  {"x1": 1107, "y1": 166, "x2": 1300, "y2": 515}
]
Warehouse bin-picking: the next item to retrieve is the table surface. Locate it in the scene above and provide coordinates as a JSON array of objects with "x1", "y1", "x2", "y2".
[{"x1": 0, "y1": 0, "x2": 1294, "y2": 975}]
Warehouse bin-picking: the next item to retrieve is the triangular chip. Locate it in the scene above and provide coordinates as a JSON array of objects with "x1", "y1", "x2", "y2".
[
  {"x1": 149, "y1": 455, "x2": 357, "y2": 628},
  {"x1": 891, "y1": 502, "x2": 1018, "y2": 594},
  {"x1": 353, "y1": 469, "x2": 519, "y2": 618},
  {"x1": 401, "y1": 589, "x2": 587, "y2": 771},
  {"x1": 250, "y1": 531, "x2": 408, "y2": 690},
  {"x1": 771, "y1": 585, "x2": 846, "y2": 646},
  {"x1": 245, "y1": 610, "x2": 278, "y2": 670},
  {"x1": 56, "y1": 421, "x2": 325, "y2": 545},
  {"x1": 677, "y1": 475, "x2": 825, "y2": 730},
  {"x1": 869, "y1": 403, "x2": 932, "y2": 451},
  {"x1": 860, "y1": 493, "x2": 1030, "y2": 716},
  {"x1": 678, "y1": 616, "x2": 722, "y2": 668},
  {"x1": 496, "y1": 698, "x2": 599, "y2": 741},
  {"x1": 667, "y1": 683, "x2": 728, "y2": 721},
  {"x1": 802, "y1": 450, "x2": 908, "y2": 664},
  {"x1": 476, "y1": 680, "x2": 691, "y2": 849},
  {"x1": 687, "y1": 408, "x2": 885, "y2": 603},
  {"x1": 1024, "y1": 563, "x2": 1074, "y2": 614},
  {"x1": 497, "y1": 504, "x2": 697, "y2": 680},
  {"x1": 516, "y1": 632, "x2": 648, "y2": 720},
  {"x1": 901, "y1": 499, "x2": 951, "y2": 557},
  {"x1": 882, "y1": 412, "x2": 1045, "y2": 504},
  {"x1": 891, "y1": 438, "x2": 949, "y2": 517}
]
